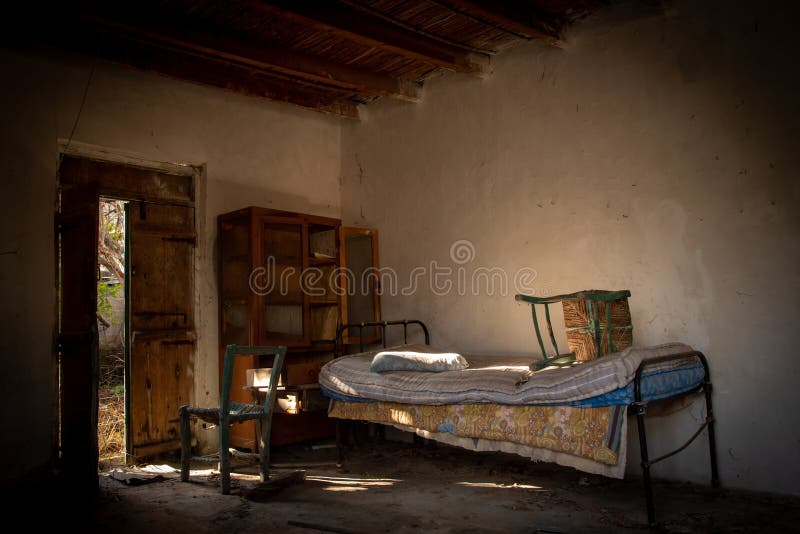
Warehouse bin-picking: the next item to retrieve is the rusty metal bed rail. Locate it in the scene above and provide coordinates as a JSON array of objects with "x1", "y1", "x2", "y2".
[
  {"x1": 333, "y1": 319, "x2": 430, "y2": 358},
  {"x1": 629, "y1": 350, "x2": 719, "y2": 526}
]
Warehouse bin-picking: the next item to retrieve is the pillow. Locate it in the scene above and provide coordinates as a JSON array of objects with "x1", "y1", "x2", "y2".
[{"x1": 370, "y1": 350, "x2": 469, "y2": 373}]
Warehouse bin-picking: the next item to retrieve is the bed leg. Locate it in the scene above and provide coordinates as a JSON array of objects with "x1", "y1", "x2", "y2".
[
  {"x1": 375, "y1": 423, "x2": 385, "y2": 443},
  {"x1": 703, "y1": 382, "x2": 720, "y2": 487},
  {"x1": 635, "y1": 404, "x2": 656, "y2": 527},
  {"x1": 336, "y1": 420, "x2": 346, "y2": 466}
]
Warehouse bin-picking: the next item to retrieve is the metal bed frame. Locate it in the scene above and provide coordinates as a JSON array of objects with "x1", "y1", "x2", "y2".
[
  {"x1": 631, "y1": 350, "x2": 720, "y2": 526},
  {"x1": 331, "y1": 320, "x2": 719, "y2": 527},
  {"x1": 333, "y1": 319, "x2": 430, "y2": 358}
]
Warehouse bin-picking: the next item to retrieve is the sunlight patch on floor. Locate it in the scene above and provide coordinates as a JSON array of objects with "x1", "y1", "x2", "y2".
[
  {"x1": 189, "y1": 469, "x2": 217, "y2": 477},
  {"x1": 307, "y1": 475, "x2": 401, "y2": 493}
]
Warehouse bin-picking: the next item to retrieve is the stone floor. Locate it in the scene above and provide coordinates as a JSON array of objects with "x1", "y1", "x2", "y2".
[{"x1": 52, "y1": 438, "x2": 800, "y2": 533}]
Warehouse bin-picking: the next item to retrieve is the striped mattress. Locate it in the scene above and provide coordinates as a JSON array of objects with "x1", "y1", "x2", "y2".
[{"x1": 319, "y1": 342, "x2": 701, "y2": 406}]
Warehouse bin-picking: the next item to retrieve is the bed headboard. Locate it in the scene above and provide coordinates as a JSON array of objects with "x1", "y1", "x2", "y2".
[{"x1": 333, "y1": 320, "x2": 430, "y2": 358}]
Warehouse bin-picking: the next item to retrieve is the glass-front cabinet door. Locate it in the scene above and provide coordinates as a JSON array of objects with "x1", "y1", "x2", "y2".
[
  {"x1": 339, "y1": 227, "x2": 381, "y2": 345},
  {"x1": 308, "y1": 225, "x2": 339, "y2": 345},
  {"x1": 259, "y1": 218, "x2": 308, "y2": 345},
  {"x1": 219, "y1": 216, "x2": 251, "y2": 349}
]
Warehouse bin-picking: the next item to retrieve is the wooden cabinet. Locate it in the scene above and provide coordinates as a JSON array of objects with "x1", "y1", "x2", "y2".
[{"x1": 218, "y1": 207, "x2": 379, "y2": 448}]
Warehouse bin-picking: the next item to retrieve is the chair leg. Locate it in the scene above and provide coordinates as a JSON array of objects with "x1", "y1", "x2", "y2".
[
  {"x1": 179, "y1": 406, "x2": 190, "y2": 482},
  {"x1": 220, "y1": 416, "x2": 231, "y2": 494},
  {"x1": 259, "y1": 416, "x2": 271, "y2": 484}
]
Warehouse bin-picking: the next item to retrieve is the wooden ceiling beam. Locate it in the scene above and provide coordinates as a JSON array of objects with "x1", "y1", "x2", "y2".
[
  {"x1": 79, "y1": 13, "x2": 421, "y2": 102},
  {"x1": 53, "y1": 24, "x2": 360, "y2": 119},
  {"x1": 249, "y1": 0, "x2": 490, "y2": 76},
  {"x1": 430, "y1": 0, "x2": 563, "y2": 43},
  {"x1": 336, "y1": 0, "x2": 498, "y2": 55}
]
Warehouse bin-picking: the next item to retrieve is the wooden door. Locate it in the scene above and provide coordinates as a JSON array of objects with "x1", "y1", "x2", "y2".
[
  {"x1": 128, "y1": 201, "x2": 195, "y2": 458},
  {"x1": 56, "y1": 183, "x2": 99, "y2": 489}
]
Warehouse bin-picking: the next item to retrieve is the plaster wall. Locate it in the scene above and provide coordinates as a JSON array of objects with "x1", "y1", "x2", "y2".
[
  {"x1": 0, "y1": 48, "x2": 341, "y2": 485},
  {"x1": 340, "y1": 1, "x2": 800, "y2": 494}
]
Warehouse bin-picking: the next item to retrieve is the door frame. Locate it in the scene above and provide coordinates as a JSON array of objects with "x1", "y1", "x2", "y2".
[
  {"x1": 56, "y1": 140, "x2": 204, "y2": 468},
  {"x1": 56, "y1": 181, "x2": 100, "y2": 488}
]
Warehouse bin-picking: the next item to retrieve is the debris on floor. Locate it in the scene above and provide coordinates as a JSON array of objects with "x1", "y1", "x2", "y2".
[{"x1": 109, "y1": 464, "x2": 179, "y2": 485}]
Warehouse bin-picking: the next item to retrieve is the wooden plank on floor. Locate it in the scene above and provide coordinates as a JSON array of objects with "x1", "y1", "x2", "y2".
[{"x1": 287, "y1": 520, "x2": 364, "y2": 534}]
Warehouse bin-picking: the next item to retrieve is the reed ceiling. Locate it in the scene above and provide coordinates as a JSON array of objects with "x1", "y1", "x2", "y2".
[{"x1": 13, "y1": 1, "x2": 605, "y2": 119}]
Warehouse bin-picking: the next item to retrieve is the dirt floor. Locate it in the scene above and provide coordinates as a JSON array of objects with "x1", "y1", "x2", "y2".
[{"x1": 54, "y1": 436, "x2": 800, "y2": 533}]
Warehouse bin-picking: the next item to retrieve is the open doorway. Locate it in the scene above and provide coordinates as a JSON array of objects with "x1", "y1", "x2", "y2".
[
  {"x1": 97, "y1": 199, "x2": 127, "y2": 468},
  {"x1": 57, "y1": 153, "x2": 197, "y2": 486}
]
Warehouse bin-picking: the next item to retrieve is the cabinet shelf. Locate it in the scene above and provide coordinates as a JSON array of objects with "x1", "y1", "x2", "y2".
[
  {"x1": 267, "y1": 256, "x2": 303, "y2": 265},
  {"x1": 309, "y1": 298, "x2": 338, "y2": 305},
  {"x1": 309, "y1": 257, "x2": 337, "y2": 266},
  {"x1": 263, "y1": 296, "x2": 304, "y2": 305},
  {"x1": 222, "y1": 296, "x2": 249, "y2": 304}
]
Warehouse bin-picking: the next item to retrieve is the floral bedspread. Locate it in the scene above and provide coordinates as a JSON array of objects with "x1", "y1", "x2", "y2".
[{"x1": 329, "y1": 400, "x2": 626, "y2": 466}]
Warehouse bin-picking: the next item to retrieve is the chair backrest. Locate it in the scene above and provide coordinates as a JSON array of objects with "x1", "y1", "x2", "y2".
[
  {"x1": 220, "y1": 345, "x2": 287, "y2": 416},
  {"x1": 515, "y1": 290, "x2": 632, "y2": 367}
]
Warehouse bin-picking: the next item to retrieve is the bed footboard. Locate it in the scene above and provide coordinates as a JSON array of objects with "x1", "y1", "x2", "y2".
[{"x1": 630, "y1": 350, "x2": 719, "y2": 527}]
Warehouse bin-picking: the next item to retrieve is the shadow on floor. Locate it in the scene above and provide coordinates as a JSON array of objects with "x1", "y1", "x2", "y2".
[{"x1": 76, "y1": 438, "x2": 800, "y2": 533}]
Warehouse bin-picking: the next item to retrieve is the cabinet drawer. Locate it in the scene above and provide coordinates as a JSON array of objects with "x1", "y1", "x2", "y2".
[{"x1": 286, "y1": 361, "x2": 324, "y2": 385}]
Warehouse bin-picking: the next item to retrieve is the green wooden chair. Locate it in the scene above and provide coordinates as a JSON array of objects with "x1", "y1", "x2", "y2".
[
  {"x1": 179, "y1": 344, "x2": 286, "y2": 494},
  {"x1": 515, "y1": 290, "x2": 632, "y2": 369}
]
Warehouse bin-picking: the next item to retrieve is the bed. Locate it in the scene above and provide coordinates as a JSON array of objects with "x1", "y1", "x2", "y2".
[{"x1": 320, "y1": 320, "x2": 719, "y2": 526}]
